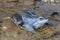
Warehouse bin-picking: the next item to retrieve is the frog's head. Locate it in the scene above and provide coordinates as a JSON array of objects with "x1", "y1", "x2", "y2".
[
  {"x1": 39, "y1": 17, "x2": 48, "y2": 23},
  {"x1": 33, "y1": 17, "x2": 48, "y2": 28}
]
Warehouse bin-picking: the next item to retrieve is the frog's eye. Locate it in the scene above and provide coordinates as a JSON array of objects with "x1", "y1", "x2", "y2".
[{"x1": 40, "y1": 18, "x2": 44, "y2": 20}]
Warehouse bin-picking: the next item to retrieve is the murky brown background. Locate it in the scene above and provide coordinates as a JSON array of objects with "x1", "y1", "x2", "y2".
[{"x1": 0, "y1": 0, "x2": 60, "y2": 40}]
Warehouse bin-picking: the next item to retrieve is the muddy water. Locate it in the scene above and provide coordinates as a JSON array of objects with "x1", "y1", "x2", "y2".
[
  {"x1": 0, "y1": 1, "x2": 60, "y2": 40},
  {"x1": 0, "y1": 9, "x2": 54, "y2": 40}
]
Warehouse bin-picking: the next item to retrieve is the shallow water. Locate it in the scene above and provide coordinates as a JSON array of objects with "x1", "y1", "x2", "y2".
[{"x1": 0, "y1": 1, "x2": 60, "y2": 40}]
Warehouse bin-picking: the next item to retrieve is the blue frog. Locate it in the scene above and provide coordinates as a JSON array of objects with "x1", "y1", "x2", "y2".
[{"x1": 11, "y1": 10, "x2": 48, "y2": 33}]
